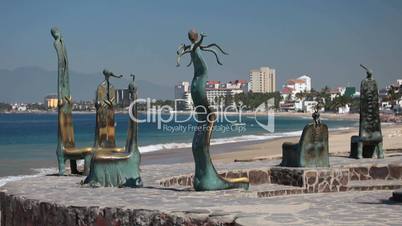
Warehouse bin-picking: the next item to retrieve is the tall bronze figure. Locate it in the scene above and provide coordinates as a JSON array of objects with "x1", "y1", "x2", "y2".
[
  {"x1": 51, "y1": 27, "x2": 94, "y2": 175},
  {"x1": 94, "y1": 69, "x2": 122, "y2": 148},
  {"x1": 350, "y1": 65, "x2": 384, "y2": 159},
  {"x1": 84, "y1": 74, "x2": 142, "y2": 187},
  {"x1": 177, "y1": 29, "x2": 249, "y2": 191}
]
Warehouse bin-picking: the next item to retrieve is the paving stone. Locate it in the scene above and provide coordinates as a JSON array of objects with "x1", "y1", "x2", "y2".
[
  {"x1": 389, "y1": 164, "x2": 402, "y2": 179},
  {"x1": 369, "y1": 166, "x2": 389, "y2": 179}
]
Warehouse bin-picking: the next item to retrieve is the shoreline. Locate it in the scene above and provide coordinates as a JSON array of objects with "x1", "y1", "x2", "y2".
[
  {"x1": 1, "y1": 118, "x2": 401, "y2": 187},
  {"x1": 2, "y1": 110, "x2": 399, "y2": 123},
  {"x1": 2, "y1": 123, "x2": 401, "y2": 182},
  {"x1": 1, "y1": 110, "x2": 359, "y2": 118}
]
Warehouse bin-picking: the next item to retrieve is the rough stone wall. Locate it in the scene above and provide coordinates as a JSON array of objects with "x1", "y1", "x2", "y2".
[
  {"x1": 349, "y1": 163, "x2": 402, "y2": 181},
  {"x1": 160, "y1": 163, "x2": 402, "y2": 192},
  {"x1": 160, "y1": 167, "x2": 350, "y2": 194},
  {"x1": 303, "y1": 169, "x2": 349, "y2": 193},
  {"x1": 160, "y1": 169, "x2": 271, "y2": 187},
  {"x1": 270, "y1": 167, "x2": 304, "y2": 187},
  {"x1": 257, "y1": 188, "x2": 305, "y2": 198},
  {"x1": 0, "y1": 191, "x2": 235, "y2": 226}
]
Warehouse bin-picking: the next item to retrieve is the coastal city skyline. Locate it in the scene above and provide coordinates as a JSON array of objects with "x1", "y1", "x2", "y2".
[
  {"x1": 1, "y1": 1, "x2": 402, "y2": 103},
  {"x1": 7, "y1": 66, "x2": 402, "y2": 116}
]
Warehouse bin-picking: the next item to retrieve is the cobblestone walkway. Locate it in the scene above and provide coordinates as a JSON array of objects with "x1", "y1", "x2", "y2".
[{"x1": 1, "y1": 155, "x2": 401, "y2": 225}]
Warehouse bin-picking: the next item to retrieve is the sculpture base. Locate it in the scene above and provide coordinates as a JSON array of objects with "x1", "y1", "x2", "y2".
[
  {"x1": 391, "y1": 189, "x2": 402, "y2": 202},
  {"x1": 350, "y1": 136, "x2": 384, "y2": 159}
]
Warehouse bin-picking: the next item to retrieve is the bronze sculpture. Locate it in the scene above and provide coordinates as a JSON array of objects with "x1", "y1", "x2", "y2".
[
  {"x1": 177, "y1": 29, "x2": 249, "y2": 191},
  {"x1": 281, "y1": 105, "x2": 329, "y2": 167},
  {"x1": 94, "y1": 69, "x2": 122, "y2": 148},
  {"x1": 51, "y1": 27, "x2": 94, "y2": 175},
  {"x1": 350, "y1": 65, "x2": 384, "y2": 159},
  {"x1": 84, "y1": 74, "x2": 142, "y2": 187}
]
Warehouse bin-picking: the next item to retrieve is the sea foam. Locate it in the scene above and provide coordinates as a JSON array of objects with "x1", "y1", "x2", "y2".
[
  {"x1": 0, "y1": 168, "x2": 57, "y2": 187},
  {"x1": 138, "y1": 127, "x2": 352, "y2": 153},
  {"x1": 138, "y1": 130, "x2": 305, "y2": 153}
]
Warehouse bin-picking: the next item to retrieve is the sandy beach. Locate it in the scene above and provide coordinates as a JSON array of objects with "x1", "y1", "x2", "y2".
[{"x1": 142, "y1": 123, "x2": 402, "y2": 165}]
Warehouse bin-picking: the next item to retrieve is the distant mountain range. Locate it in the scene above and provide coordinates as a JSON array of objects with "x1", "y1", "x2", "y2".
[{"x1": 0, "y1": 66, "x2": 172, "y2": 103}]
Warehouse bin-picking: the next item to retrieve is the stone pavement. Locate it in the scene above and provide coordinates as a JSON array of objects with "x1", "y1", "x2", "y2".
[{"x1": 1, "y1": 154, "x2": 402, "y2": 225}]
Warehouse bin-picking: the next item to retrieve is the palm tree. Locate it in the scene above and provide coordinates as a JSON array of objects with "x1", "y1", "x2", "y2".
[
  {"x1": 214, "y1": 96, "x2": 219, "y2": 105},
  {"x1": 295, "y1": 91, "x2": 305, "y2": 101},
  {"x1": 331, "y1": 95, "x2": 352, "y2": 111},
  {"x1": 387, "y1": 86, "x2": 401, "y2": 109}
]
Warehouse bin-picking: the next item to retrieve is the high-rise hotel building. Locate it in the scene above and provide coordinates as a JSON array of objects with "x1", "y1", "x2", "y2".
[{"x1": 249, "y1": 67, "x2": 276, "y2": 93}]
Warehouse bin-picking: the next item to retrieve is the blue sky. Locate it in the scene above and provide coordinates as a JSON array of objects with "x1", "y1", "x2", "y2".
[{"x1": 1, "y1": 0, "x2": 402, "y2": 93}]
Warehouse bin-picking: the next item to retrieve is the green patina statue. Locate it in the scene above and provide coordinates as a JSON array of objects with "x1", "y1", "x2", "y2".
[
  {"x1": 52, "y1": 27, "x2": 95, "y2": 175},
  {"x1": 94, "y1": 69, "x2": 122, "y2": 148},
  {"x1": 177, "y1": 29, "x2": 249, "y2": 191},
  {"x1": 350, "y1": 65, "x2": 384, "y2": 159},
  {"x1": 84, "y1": 74, "x2": 142, "y2": 187},
  {"x1": 281, "y1": 105, "x2": 329, "y2": 167}
]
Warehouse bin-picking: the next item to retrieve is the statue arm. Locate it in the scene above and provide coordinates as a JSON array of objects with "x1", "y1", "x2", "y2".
[
  {"x1": 194, "y1": 33, "x2": 206, "y2": 48},
  {"x1": 176, "y1": 44, "x2": 191, "y2": 67},
  {"x1": 200, "y1": 48, "x2": 224, "y2": 65},
  {"x1": 200, "y1": 43, "x2": 228, "y2": 55}
]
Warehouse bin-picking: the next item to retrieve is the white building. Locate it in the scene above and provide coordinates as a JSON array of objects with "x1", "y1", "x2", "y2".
[
  {"x1": 183, "y1": 92, "x2": 193, "y2": 110},
  {"x1": 12, "y1": 103, "x2": 27, "y2": 112},
  {"x1": 302, "y1": 100, "x2": 324, "y2": 113},
  {"x1": 174, "y1": 81, "x2": 192, "y2": 110},
  {"x1": 338, "y1": 104, "x2": 350, "y2": 114},
  {"x1": 174, "y1": 81, "x2": 190, "y2": 99},
  {"x1": 249, "y1": 67, "x2": 276, "y2": 93},
  {"x1": 297, "y1": 75, "x2": 311, "y2": 92},
  {"x1": 174, "y1": 80, "x2": 248, "y2": 110},
  {"x1": 206, "y1": 80, "x2": 247, "y2": 106},
  {"x1": 280, "y1": 87, "x2": 294, "y2": 101},
  {"x1": 327, "y1": 87, "x2": 346, "y2": 101},
  {"x1": 283, "y1": 75, "x2": 311, "y2": 94}
]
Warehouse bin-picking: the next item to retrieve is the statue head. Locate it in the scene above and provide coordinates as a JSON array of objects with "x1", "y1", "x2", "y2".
[
  {"x1": 360, "y1": 64, "x2": 373, "y2": 80},
  {"x1": 51, "y1": 27, "x2": 61, "y2": 40},
  {"x1": 366, "y1": 70, "x2": 373, "y2": 79},
  {"x1": 102, "y1": 69, "x2": 122, "y2": 81},
  {"x1": 130, "y1": 74, "x2": 136, "y2": 82},
  {"x1": 177, "y1": 29, "x2": 228, "y2": 67},
  {"x1": 188, "y1": 29, "x2": 198, "y2": 43}
]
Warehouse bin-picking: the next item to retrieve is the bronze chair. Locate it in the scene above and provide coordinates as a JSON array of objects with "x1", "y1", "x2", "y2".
[
  {"x1": 84, "y1": 74, "x2": 142, "y2": 187},
  {"x1": 57, "y1": 97, "x2": 95, "y2": 175},
  {"x1": 52, "y1": 27, "x2": 95, "y2": 175},
  {"x1": 280, "y1": 108, "x2": 329, "y2": 167}
]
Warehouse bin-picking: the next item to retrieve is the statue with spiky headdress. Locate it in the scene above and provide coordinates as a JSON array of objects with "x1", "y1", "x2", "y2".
[{"x1": 177, "y1": 29, "x2": 249, "y2": 191}]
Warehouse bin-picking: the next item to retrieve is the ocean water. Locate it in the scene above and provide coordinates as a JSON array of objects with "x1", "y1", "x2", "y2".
[{"x1": 0, "y1": 113, "x2": 358, "y2": 185}]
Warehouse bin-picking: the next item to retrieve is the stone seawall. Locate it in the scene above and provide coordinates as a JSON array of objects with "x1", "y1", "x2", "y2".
[
  {"x1": 159, "y1": 162, "x2": 402, "y2": 194},
  {"x1": 0, "y1": 191, "x2": 234, "y2": 226}
]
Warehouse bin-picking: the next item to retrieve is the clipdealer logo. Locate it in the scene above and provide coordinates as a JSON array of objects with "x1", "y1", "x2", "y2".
[{"x1": 128, "y1": 98, "x2": 275, "y2": 133}]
